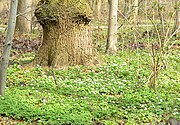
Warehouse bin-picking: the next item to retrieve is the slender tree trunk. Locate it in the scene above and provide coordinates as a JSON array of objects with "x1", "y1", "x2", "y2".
[
  {"x1": 102, "y1": 0, "x2": 109, "y2": 20},
  {"x1": 124, "y1": 0, "x2": 129, "y2": 17},
  {"x1": 97, "y1": 0, "x2": 102, "y2": 20},
  {"x1": 157, "y1": 0, "x2": 165, "y2": 28},
  {"x1": 16, "y1": 0, "x2": 32, "y2": 35},
  {"x1": 106, "y1": 0, "x2": 118, "y2": 54},
  {"x1": 0, "y1": 0, "x2": 18, "y2": 96},
  {"x1": 133, "y1": 0, "x2": 139, "y2": 23},
  {"x1": 92, "y1": 0, "x2": 97, "y2": 18},
  {"x1": 174, "y1": 1, "x2": 180, "y2": 36}
]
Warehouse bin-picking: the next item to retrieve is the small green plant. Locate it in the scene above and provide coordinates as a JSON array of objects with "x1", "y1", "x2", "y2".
[{"x1": 0, "y1": 50, "x2": 179, "y2": 124}]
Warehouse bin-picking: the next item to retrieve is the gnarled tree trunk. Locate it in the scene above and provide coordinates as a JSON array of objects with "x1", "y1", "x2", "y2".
[{"x1": 34, "y1": 0, "x2": 99, "y2": 68}]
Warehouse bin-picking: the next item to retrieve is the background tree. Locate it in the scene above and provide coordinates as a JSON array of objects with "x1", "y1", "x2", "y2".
[
  {"x1": 0, "y1": 0, "x2": 9, "y2": 16},
  {"x1": 106, "y1": 0, "x2": 118, "y2": 54},
  {"x1": 34, "y1": 0, "x2": 100, "y2": 68},
  {"x1": 97, "y1": 0, "x2": 102, "y2": 20},
  {"x1": 0, "y1": 0, "x2": 18, "y2": 96},
  {"x1": 157, "y1": 0, "x2": 165, "y2": 36},
  {"x1": 124, "y1": 0, "x2": 130, "y2": 18},
  {"x1": 174, "y1": 0, "x2": 180, "y2": 36},
  {"x1": 133, "y1": 0, "x2": 139, "y2": 23},
  {"x1": 16, "y1": 0, "x2": 32, "y2": 35}
]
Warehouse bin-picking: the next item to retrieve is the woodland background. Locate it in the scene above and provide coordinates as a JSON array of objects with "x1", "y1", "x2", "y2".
[{"x1": 0, "y1": 0, "x2": 179, "y2": 125}]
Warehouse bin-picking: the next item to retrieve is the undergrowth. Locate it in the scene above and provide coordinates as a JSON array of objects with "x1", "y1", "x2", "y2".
[{"x1": 0, "y1": 50, "x2": 179, "y2": 125}]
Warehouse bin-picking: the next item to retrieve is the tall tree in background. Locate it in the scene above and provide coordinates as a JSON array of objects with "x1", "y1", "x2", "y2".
[
  {"x1": 174, "y1": 0, "x2": 180, "y2": 36},
  {"x1": 16, "y1": 0, "x2": 32, "y2": 35},
  {"x1": 0, "y1": 0, "x2": 9, "y2": 16},
  {"x1": 124, "y1": 0, "x2": 130, "y2": 17},
  {"x1": 106, "y1": 0, "x2": 118, "y2": 54},
  {"x1": 133, "y1": 0, "x2": 139, "y2": 23},
  {"x1": 34, "y1": 0, "x2": 99, "y2": 68},
  {"x1": 157, "y1": 0, "x2": 165, "y2": 28},
  {"x1": 0, "y1": 0, "x2": 18, "y2": 96},
  {"x1": 97, "y1": 0, "x2": 102, "y2": 20}
]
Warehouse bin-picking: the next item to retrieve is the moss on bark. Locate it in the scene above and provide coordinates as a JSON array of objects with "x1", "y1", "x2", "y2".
[
  {"x1": 34, "y1": 0, "x2": 101, "y2": 68},
  {"x1": 35, "y1": 0, "x2": 92, "y2": 25}
]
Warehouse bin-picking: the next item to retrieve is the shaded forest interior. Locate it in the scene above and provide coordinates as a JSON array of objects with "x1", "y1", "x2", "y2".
[{"x1": 0, "y1": 0, "x2": 179, "y2": 125}]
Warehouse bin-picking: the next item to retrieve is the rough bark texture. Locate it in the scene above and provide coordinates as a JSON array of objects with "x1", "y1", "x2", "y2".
[{"x1": 34, "y1": 0, "x2": 99, "y2": 68}]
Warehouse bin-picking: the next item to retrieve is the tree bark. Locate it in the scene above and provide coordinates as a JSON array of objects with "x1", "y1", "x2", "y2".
[
  {"x1": 0, "y1": 0, "x2": 18, "y2": 96},
  {"x1": 16, "y1": 0, "x2": 32, "y2": 35},
  {"x1": 97, "y1": 0, "x2": 102, "y2": 20},
  {"x1": 0, "y1": 0, "x2": 9, "y2": 15},
  {"x1": 174, "y1": 1, "x2": 180, "y2": 36},
  {"x1": 133, "y1": 0, "x2": 139, "y2": 23},
  {"x1": 124, "y1": 0, "x2": 129, "y2": 17},
  {"x1": 34, "y1": 0, "x2": 100, "y2": 68},
  {"x1": 106, "y1": 0, "x2": 118, "y2": 54},
  {"x1": 157, "y1": 0, "x2": 165, "y2": 26}
]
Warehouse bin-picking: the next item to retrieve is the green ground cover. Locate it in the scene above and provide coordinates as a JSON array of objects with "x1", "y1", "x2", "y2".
[{"x1": 0, "y1": 50, "x2": 179, "y2": 125}]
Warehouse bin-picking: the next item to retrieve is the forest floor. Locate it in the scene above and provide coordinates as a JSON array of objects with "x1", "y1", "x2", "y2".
[{"x1": 0, "y1": 26, "x2": 180, "y2": 124}]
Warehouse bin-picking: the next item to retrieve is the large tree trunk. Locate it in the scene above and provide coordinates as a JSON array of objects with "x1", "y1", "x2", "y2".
[
  {"x1": 16, "y1": 0, "x2": 32, "y2": 35},
  {"x1": 34, "y1": 0, "x2": 99, "y2": 68}
]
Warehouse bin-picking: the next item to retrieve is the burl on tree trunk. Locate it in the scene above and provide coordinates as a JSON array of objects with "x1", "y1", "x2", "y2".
[{"x1": 34, "y1": 0, "x2": 100, "y2": 68}]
